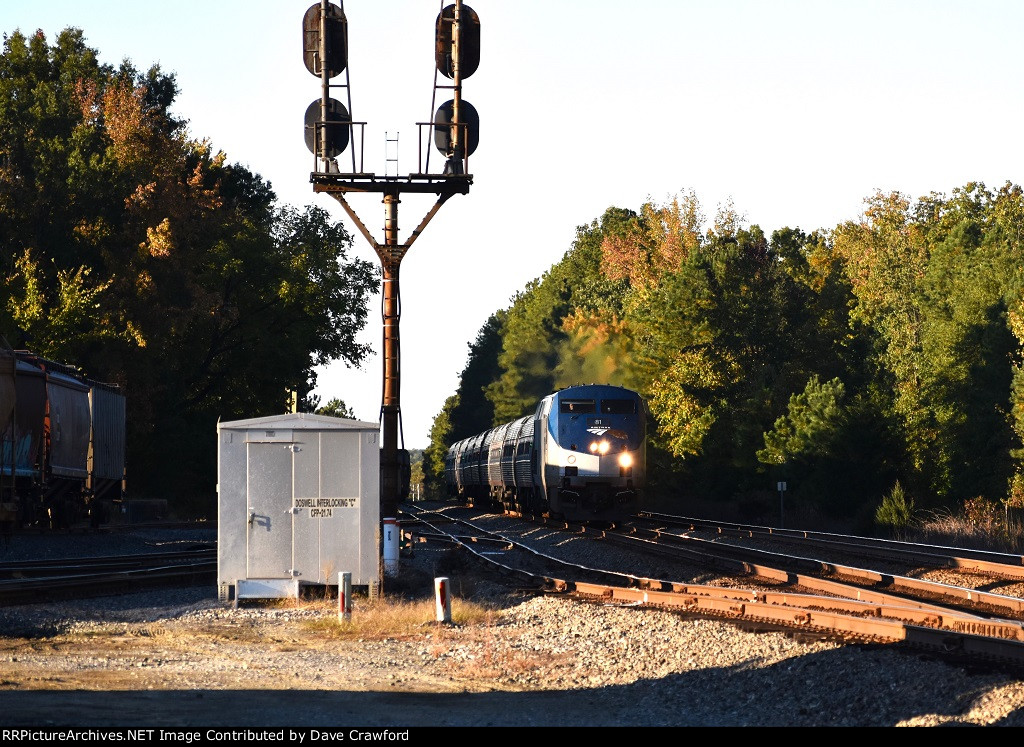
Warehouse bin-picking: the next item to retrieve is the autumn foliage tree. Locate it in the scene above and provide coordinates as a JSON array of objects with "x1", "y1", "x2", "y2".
[
  {"x1": 0, "y1": 28, "x2": 378, "y2": 508},
  {"x1": 429, "y1": 181, "x2": 1024, "y2": 528}
]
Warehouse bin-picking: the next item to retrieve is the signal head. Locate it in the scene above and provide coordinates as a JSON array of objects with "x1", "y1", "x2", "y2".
[
  {"x1": 302, "y1": 2, "x2": 348, "y2": 78},
  {"x1": 435, "y1": 4, "x2": 480, "y2": 79},
  {"x1": 304, "y1": 98, "x2": 351, "y2": 159},
  {"x1": 433, "y1": 99, "x2": 479, "y2": 157}
]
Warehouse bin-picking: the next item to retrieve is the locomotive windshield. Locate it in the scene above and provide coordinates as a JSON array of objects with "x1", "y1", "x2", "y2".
[
  {"x1": 600, "y1": 399, "x2": 636, "y2": 414},
  {"x1": 560, "y1": 399, "x2": 596, "y2": 414}
]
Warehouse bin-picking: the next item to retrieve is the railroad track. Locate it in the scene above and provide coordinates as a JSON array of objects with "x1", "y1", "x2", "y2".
[
  {"x1": 0, "y1": 547, "x2": 216, "y2": 603},
  {"x1": 602, "y1": 520, "x2": 1024, "y2": 619},
  {"x1": 3, "y1": 519, "x2": 213, "y2": 536},
  {"x1": 10, "y1": 501, "x2": 1024, "y2": 669},
  {"x1": 636, "y1": 511, "x2": 1024, "y2": 578},
  {"x1": 400, "y1": 502, "x2": 1024, "y2": 670}
]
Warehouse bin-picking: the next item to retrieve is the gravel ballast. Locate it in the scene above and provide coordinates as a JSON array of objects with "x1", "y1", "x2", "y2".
[{"x1": 3, "y1": 515, "x2": 1024, "y2": 726}]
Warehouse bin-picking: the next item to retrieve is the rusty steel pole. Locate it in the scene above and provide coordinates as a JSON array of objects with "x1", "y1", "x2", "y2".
[
  {"x1": 380, "y1": 191, "x2": 401, "y2": 522},
  {"x1": 318, "y1": 0, "x2": 333, "y2": 166},
  {"x1": 450, "y1": 1, "x2": 462, "y2": 168}
]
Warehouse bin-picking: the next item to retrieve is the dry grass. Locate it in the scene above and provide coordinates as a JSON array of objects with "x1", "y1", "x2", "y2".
[
  {"x1": 286, "y1": 573, "x2": 557, "y2": 681},
  {"x1": 218, "y1": 589, "x2": 551, "y2": 683},
  {"x1": 300, "y1": 594, "x2": 503, "y2": 641},
  {"x1": 910, "y1": 502, "x2": 1024, "y2": 553}
]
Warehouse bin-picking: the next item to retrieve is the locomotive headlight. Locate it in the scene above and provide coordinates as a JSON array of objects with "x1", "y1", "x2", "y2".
[
  {"x1": 589, "y1": 442, "x2": 599, "y2": 453},
  {"x1": 618, "y1": 453, "x2": 633, "y2": 469},
  {"x1": 598, "y1": 440, "x2": 610, "y2": 455}
]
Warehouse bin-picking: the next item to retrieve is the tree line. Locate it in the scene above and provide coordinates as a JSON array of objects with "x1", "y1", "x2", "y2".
[
  {"x1": 423, "y1": 185, "x2": 1024, "y2": 530},
  {"x1": 0, "y1": 29, "x2": 379, "y2": 511},
  {"x1": 7, "y1": 28, "x2": 1021, "y2": 530}
]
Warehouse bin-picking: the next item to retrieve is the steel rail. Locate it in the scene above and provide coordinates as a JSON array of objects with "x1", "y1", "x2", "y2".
[
  {"x1": 538, "y1": 519, "x2": 1024, "y2": 634},
  {"x1": 602, "y1": 524, "x2": 1024, "y2": 617},
  {"x1": 407, "y1": 531, "x2": 512, "y2": 549},
  {"x1": 400, "y1": 505, "x2": 1024, "y2": 662},
  {"x1": 570, "y1": 581, "x2": 1024, "y2": 664},
  {"x1": 7, "y1": 520, "x2": 212, "y2": 536},
  {"x1": 0, "y1": 561, "x2": 217, "y2": 604},
  {"x1": 406, "y1": 508, "x2": 644, "y2": 591},
  {"x1": 0, "y1": 548, "x2": 216, "y2": 578},
  {"x1": 499, "y1": 506, "x2": 1024, "y2": 619},
  {"x1": 638, "y1": 511, "x2": 1024, "y2": 578}
]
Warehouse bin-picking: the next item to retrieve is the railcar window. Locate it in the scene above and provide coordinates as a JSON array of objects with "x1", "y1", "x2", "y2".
[
  {"x1": 560, "y1": 399, "x2": 596, "y2": 414},
  {"x1": 600, "y1": 399, "x2": 636, "y2": 414}
]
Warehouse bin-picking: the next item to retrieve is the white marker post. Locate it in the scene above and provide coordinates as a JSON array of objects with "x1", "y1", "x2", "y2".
[
  {"x1": 383, "y1": 517, "x2": 399, "y2": 576},
  {"x1": 434, "y1": 576, "x2": 452, "y2": 623},
  {"x1": 338, "y1": 571, "x2": 352, "y2": 622}
]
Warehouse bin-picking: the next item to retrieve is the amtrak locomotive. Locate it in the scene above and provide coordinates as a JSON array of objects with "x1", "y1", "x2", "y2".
[{"x1": 445, "y1": 384, "x2": 647, "y2": 522}]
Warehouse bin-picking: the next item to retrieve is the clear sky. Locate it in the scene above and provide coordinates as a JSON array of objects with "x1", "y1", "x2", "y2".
[{"x1": 4, "y1": 1, "x2": 1022, "y2": 448}]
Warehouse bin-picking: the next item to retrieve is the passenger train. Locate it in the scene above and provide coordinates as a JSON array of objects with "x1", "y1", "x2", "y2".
[
  {"x1": 445, "y1": 384, "x2": 648, "y2": 522},
  {"x1": 0, "y1": 347, "x2": 126, "y2": 529}
]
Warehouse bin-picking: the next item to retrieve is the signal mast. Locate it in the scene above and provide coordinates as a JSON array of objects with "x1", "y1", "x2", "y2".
[{"x1": 301, "y1": 0, "x2": 480, "y2": 570}]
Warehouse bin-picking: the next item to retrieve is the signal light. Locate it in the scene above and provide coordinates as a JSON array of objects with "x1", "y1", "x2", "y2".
[
  {"x1": 434, "y1": 99, "x2": 479, "y2": 157},
  {"x1": 302, "y1": 2, "x2": 348, "y2": 78},
  {"x1": 435, "y1": 4, "x2": 480, "y2": 79},
  {"x1": 304, "y1": 98, "x2": 350, "y2": 158}
]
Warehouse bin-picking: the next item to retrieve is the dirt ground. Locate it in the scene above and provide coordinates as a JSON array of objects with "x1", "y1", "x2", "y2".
[
  {"x1": 0, "y1": 556, "x2": 589, "y2": 729},
  {"x1": 0, "y1": 610, "x2": 589, "y2": 728},
  {"x1": 0, "y1": 548, "x2": 662, "y2": 729}
]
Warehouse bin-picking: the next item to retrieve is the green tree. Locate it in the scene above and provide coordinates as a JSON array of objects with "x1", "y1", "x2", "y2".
[
  {"x1": 450, "y1": 312, "x2": 504, "y2": 436},
  {"x1": 0, "y1": 28, "x2": 379, "y2": 506},
  {"x1": 875, "y1": 481, "x2": 916, "y2": 538},
  {"x1": 423, "y1": 393, "x2": 458, "y2": 497},
  {"x1": 916, "y1": 185, "x2": 1019, "y2": 503},
  {"x1": 423, "y1": 181, "x2": 1024, "y2": 524},
  {"x1": 485, "y1": 275, "x2": 569, "y2": 424},
  {"x1": 624, "y1": 221, "x2": 814, "y2": 497},
  {"x1": 758, "y1": 376, "x2": 847, "y2": 466},
  {"x1": 316, "y1": 398, "x2": 356, "y2": 419},
  {"x1": 486, "y1": 206, "x2": 637, "y2": 423},
  {"x1": 833, "y1": 184, "x2": 1024, "y2": 507},
  {"x1": 757, "y1": 376, "x2": 897, "y2": 519}
]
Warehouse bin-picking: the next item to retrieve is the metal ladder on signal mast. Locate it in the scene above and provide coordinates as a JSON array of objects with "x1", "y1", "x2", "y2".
[{"x1": 385, "y1": 132, "x2": 399, "y2": 177}]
